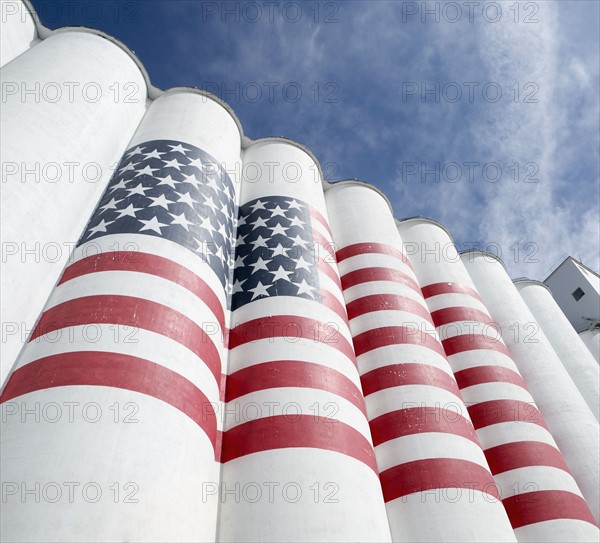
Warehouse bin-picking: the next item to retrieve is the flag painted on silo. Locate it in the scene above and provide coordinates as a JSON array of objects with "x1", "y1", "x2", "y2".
[
  {"x1": 80, "y1": 139, "x2": 236, "y2": 288},
  {"x1": 231, "y1": 196, "x2": 345, "y2": 319}
]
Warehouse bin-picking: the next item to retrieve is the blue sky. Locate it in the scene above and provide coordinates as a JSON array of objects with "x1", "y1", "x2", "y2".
[{"x1": 30, "y1": 0, "x2": 600, "y2": 280}]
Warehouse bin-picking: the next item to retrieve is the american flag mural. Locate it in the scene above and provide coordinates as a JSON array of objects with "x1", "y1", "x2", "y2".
[
  {"x1": 398, "y1": 219, "x2": 598, "y2": 541},
  {"x1": 1, "y1": 94, "x2": 599, "y2": 543}
]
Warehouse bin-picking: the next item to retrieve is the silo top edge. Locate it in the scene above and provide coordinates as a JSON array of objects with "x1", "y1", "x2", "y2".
[
  {"x1": 248, "y1": 137, "x2": 325, "y2": 188},
  {"x1": 325, "y1": 179, "x2": 394, "y2": 215},
  {"x1": 20, "y1": 0, "x2": 40, "y2": 38},
  {"x1": 459, "y1": 249, "x2": 507, "y2": 270},
  {"x1": 396, "y1": 216, "x2": 454, "y2": 242},
  {"x1": 513, "y1": 278, "x2": 551, "y2": 291}
]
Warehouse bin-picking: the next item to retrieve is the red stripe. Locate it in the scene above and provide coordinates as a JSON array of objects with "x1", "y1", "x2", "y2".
[
  {"x1": 347, "y1": 294, "x2": 433, "y2": 324},
  {"x1": 369, "y1": 407, "x2": 478, "y2": 447},
  {"x1": 225, "y1": 360, "x2": 366, "y2": 415},
  {"x1": 503, "y1": 490, "x2": 598, "y2": 529},
  {"x1": 220, "y1": 415, "x2": 378, "y2": 472},
  {"x1": 58, "y1": 252, "x2": 225, "y2": 329},
  {"x1": 312, "y1": 229, "x2": 337, "y2": 262},
  {"x1": 228, "y1": 316, "x2": 356, "y2": 365},
  {"x1": 443, "y1": 334, "x2": 511, "y2": 357},
  {"x1": 321, "y1": 288, "x2": 349, "y2": 323},
  {"x1": 421, "y1": 282, "x2": 482, "y2": 302},
  {"x1": 31, "y1": 295, "x2": 222, "y2": 384},
  {"x1": 341, "y1": 267, "x2": 421, "y2": 294},
  {"x1": 468, "y1": 400, "x2": 547, "y2": 430},
  {"x1": 485, "y1": 441, "x2": 570, "y2": 475},
  {"x1": 336, "y1": 242, "x2": 411, "y2": 267},
  {"x1": 309, "y1": 205, "x2": 333, "y2": 238},
  {"x1": 455, "y1": 365, "x2": 527, "y2": 390},
  {"x1": 380, "y1": 458, "x2": 499, "y2": 502},
  {"x1": 353, "y1": 326, "x2": 446, "y2": 357},
  {"x1": 431, "y1": 306, "x2": 495, "y2": 328},
  {"x1": 0, "y1": 352, "x2": 218, "y2": 450},
  {"x1": 317, "y1": 259, "x2": 343, "y2": 290},
  {"x1": 361, "y1": 364, "x2": 461, "y2": 399}
]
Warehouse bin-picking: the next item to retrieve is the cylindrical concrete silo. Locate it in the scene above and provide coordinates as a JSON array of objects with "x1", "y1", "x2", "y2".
[
  {"x1": 515, "y1": 280, "x2": 599, "y2": 421},
  {"x1": 398, "y1": 218, "x2": 599, "y2": 541},
  {"x1": 462, "y1": 251, "x2": 600, "y2": 523},
  {"x1": 0, "y1": 0, "x2": 39, "y2": 67},
  {"x1": 0, "y1": 88, "x2": 243, "y2": 542},
  {"x1": 1, "y1": 27, "x2": 150, "y2": 386},
  {"x1": 579, "y1": 327, "x2": 600, "y2": 363},
  {"x1": 219, "y1": 145, "x2": 391, "y2": 542},
  {"x1": 325, "y1": 183, "x2": 516, "y2": 543}
]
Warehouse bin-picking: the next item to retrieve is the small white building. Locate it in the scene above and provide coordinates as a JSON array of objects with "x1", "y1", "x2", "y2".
[{"x1": 544, "y1": 256, "x2": 600, "y2": 333}]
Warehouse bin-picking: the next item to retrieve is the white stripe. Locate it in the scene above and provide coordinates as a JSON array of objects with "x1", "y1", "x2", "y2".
[
  {"x1": 70, "y1": 233, "x2": 226, "y2": 307},
  {"x1": 476, "y1": 421, "x2": 558, "y2": 450},
  {"x1": 318, "y1": 270, "x2": 346, "y2": 308},
  {"x1": 425, "y1": 293, "x2": 490, "y2": 314},
  {"x1": 375, "y1": 432, "x2": 489, "y2": 472},
  {"x1": 310, "y1": 213, "x2": 333, "y2": 243},
  {"x1": 343, "y1": 281, "x2": 427, "y2": 308},
  {"x1": 223, "y1": 387, "x2": 371, "y2": 441},
  {"x1": 461, "y1": 382, "x2": 535, "y2": 406},
  {"x1": 15, "y1": 325, "x2": 221, "y2": 406},
  {"x1": 338, "y1": 253, "x2": 415, "y2": 278},
  {"x1": 357, "y1": 345, "x2": 453, "y2": 378},
  {"x1": 437, "y1": 321, "x2": 502, "y2": 341},
  {"x1": 230, "y1": 295, "x2": 353, "y2": 344},
  {"x1": 495, "y1": 466, "x2": 584, "y2": 499},
  {"x1": 44, "y1": 270, "x2": 225, "y2": 346},
  {"x1": 365, "y1": 385, "x2": 469, "y2": 421},
  {"x1": 349, "y1": 311, "x2": 437, "y2": 339},
  {"x1": 446, "y1": 349, "x2": 518, "y2": 373},
  {"x1": 514, "y1": 519, "x2": 599, "y2": 542},
  {"x1": 227, "y1": 338, "x2": 361, "y2": 388}
]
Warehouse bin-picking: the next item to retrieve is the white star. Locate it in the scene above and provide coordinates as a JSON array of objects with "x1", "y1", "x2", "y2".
[
  {"x1": 287, "y1": 199, "x2": 303, "y2": 211},
  {"x1": 295, "y1": 255, "x2": 311, "y2": 271},
  {"x1": 291, "y1": 234, "x2": 308, "y2": 249},
  {"x1": 156, "y1": 175, "x2": 178, "y2": 189},
  {"x1": 237, "y1": 215, "x2": 247, "y2": 227},
  {"x1": 119, "y1": 162, "x2": 137, "y2": 173},
  {"x1": 231, "y1": 278, "x2": 246, "y2": 295},
  {"x1": 272, "y1": 244, "x2": 288, "y2": 256},
  {"x1": 99, "y1": 197, "x2": 119, "y2": 214},
  {"x1": 163, "y1": 158, "x2": 185, "y2": 171},
  {"x1": 250, "y1": 256, "x2": 271, "y2": 273},
  {"x1": 169, "y1": 144, "x2": 191, "y2": 155},
  {"x1": 181, "y1": 172, "x2": 202, "y2": 189},
  {"x1": 115, "y1": 203, "x2": 142, "y2": 219},
  {"x1": 220, "y1": 202, "x2": 229, "y2": 215},
  {"x1": 270, "y1": 205, "x2": 287, "y2": 218},
  {"x1": 203, "y1": 196, "x2": 219, "y2": 212},
  {"x1": 289, "y1": 216, "x2": 304, "y2": 228},
  {"x1": 169, "y1": 212, "x2": 194, "y2": 231},
  {"x1": 295, "y1": 279, "x2": 316, "y2": 297},
  {"x1": 249, "y1": 200, "x2": 266, "y2": 213},
  {"x1": 143, "y1": 149, "x2": 165, "y2": 160},
  {"x1": 139, "y1": 216, "x2": 169, "y2": 234},
  {"x1": 249, "y1": 281, "x2": 271, "y2": 300},
  {"x1": 271, "y1": 266, "x2": 293, "y2": 282},
  {"x1": 126, "y1": 183, "x2": 149, "y2": 197},
  {"x1": 187, "y1": 157, "x2": 203, "y2": 169},
  {"x1": 271, "y1": 223, "x2": 288, "y2": 236},
  {"x1": 88, "y1": 218, "x2": 111, "y2": 236},
  {"x1": 148, "y1": 194, "x2": 172, "y2": 210},
  {"x1": 199, "y1": 215, "x2": 216, "y2": 232},
  {"x1": 176, "y1": 191, "x2": 197, "y2": 209},
  {"x1": 109, "y1": 179, "x2": 128, "y2": 192},
  {"x1": 235, "y1": 255, "x2": 245, "y2": 266},
  {"x1": 135, "y1": 165, "x2": 159, "y2": 177},
  {"x1": 253, "y1": 216, "x2": 269, "y2": 228},
  {"x1": 217, "y1": 223, "x2": 228, "y2": 238},
  {"x1": 251, "y1": 235, "x2": 269, "y2": 248},
  {"x1": 126, "y1": 145, "x2": 145, "y2": 158}
]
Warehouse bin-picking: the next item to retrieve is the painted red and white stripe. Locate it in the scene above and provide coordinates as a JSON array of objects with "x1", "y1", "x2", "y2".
[
  {"x1": 398, "y1": 219, "x2": 599, "y2": 542},
  {"x1": 326, "y1": 183, "x2": 517, "y2": 543},
  {"x1": 217, "y1": 142, "x2": 391, "y2": 543}
]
